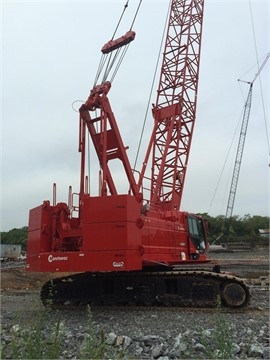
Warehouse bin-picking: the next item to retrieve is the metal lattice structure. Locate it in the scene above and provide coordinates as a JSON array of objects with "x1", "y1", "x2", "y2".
[
  {"x1": 224, "y1": 85, "x2": 253, "y2": 222},
  {"x1": 224, "y1": 52, "x2": 270, "y2": 232},
  {"x1": 141, "y1": 0, "x2": 204, "y2": 211}
]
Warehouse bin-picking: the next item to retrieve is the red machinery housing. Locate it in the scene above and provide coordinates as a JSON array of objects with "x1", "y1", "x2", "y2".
[
  {"x1": 26, "y1": 1, "x2": 250, "y2": 309},
  {"x1": 27, "y1": 194, "x2": 207, "y2": 272},
  {"x1": 27, "y1": 0, "x2": 207, "y2": 274}
]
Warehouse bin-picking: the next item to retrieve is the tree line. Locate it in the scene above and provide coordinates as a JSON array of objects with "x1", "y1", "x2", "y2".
[
  {"x1": 1, "y1": 214, "x2": 269, "y2": 251},
  {"x1": 199, "y1": 213, "x2": 269, "y2": 246}
]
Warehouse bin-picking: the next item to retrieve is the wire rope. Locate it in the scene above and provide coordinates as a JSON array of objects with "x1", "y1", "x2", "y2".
[
  {"x1": 101, "y1": 49, "x2": 121, "y2": 83},
  {"x1": 248, "y1": 0, "x2": 270, "y2": 162},
  {"x1": 92, "y1": 0, "x2": 143, "y2": 87},
  {"x1": 133, "y1": 1, "x2": 171, "y2": 171},
  {"x1": 207, "y1": 107, "x2": 245, "y2": 214},
  {"x1": 110, "y1": 45, "x2": 130, "y2": 83},
  {"x1": 94, "y1": 54, "x2": 107, "y2": 87},
  {"x1": 112, "y1": 0, "x2": 129, "y2": 40},
  {"x1": 129, "y1": 0, "x2": 143, "y2": 30}
]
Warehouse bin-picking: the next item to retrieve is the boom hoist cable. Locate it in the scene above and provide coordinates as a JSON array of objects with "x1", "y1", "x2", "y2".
[
  {"x1": 133, "y1": 2, "x2": 171, "y2": 173},
  {"x1": 72, "y1": 1, "x2": 141, "y2": 112},
  {"x1": 93, "y1": 0, "x2": 142, "y2": 87},
  {"x1": 82, "y1": 1, "x2": 142, "y2": 195}
]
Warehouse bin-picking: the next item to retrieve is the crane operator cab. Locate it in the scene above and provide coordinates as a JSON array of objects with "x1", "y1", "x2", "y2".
[{"x1": 187, "y1": 215, "x2": 207, "y2": 259}]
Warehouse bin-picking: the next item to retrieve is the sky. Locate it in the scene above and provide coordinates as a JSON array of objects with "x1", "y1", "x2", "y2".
[{"x1": 1, "y1": 0, "x2": 270, "y2": 231}]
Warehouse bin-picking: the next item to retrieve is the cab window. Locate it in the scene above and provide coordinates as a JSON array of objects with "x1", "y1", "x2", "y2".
[{"x1": 187, "y1": 216, "x2": 206, "y2": 253}]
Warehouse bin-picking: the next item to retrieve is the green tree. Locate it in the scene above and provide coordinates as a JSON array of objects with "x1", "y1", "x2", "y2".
[
  {"x1": 197, "y1": 213, "x2": 269, "y2": 244},
  {"x1": 1, "y1": 227, "x2": 28, "y2": 250}
]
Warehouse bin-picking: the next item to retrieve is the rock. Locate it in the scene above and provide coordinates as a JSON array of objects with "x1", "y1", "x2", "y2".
[
  {"x1": 201, "y1": 329, "x2": 211, "y2": 337},
  {"x1": 122, "y1": 335, "x2": 132, "y2": 350},
  {"x1": 263, "y1": 347, "x2": 270, "y2": 359},
  {"x1": 141, "y1": 334, "x2": 162, "y2": 345},
  {"x1": 10, "y1": 324, "x2": 20, "y2": 334},
  {"x1": 1, "y1": 285, "x2": 269, "y2": 360},
  {"x1": 169, "y1": 334, "x2": 188, "y2": 358},
  {"x1": 194, "y1": 343, "x2": 205, "y2": 352},
  {"x1": 105, "y1": 332, "x2": 117, "y2": 345},
  {"x1": 151, "y1": 343, "x2": 164, "y2": 358},
  {"x1": 133, "y1": 344, "x2": 143, "y2": 356},
  {"x1": 232, "y1": 343, "x2": 241, "y2": 355},
  {"x1": 115, "y1": 335, "x2": 124, "y2": 346},
  {"x1": 173, "y1": 333, "x2": 182, "y2": 347},
  {"x1": 249, "y1": 343, "x2": 264, "y2": 358},
  {"x1": 182, "y1": 329, "x2": 192, "y2": 337}
]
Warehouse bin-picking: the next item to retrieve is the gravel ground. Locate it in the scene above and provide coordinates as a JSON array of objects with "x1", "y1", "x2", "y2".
[
  {"x1": 1, "y1": 249, "x2": 269, "y2": 359},
  {"x1": 1, "y1": 287, "x2": 269, "y2": 359}
]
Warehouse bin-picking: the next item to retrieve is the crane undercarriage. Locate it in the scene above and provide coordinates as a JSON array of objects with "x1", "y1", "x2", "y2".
[{"x1": 41, "y1": 268, "x2": 250, "y2": 309}]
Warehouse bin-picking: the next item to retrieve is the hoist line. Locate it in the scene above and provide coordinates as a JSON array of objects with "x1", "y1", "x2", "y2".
[
  {"x1": 92, "y1": 0, "x2": 142, "y2": 88},
  {"x1": 248, "y1": 0, "x2": 260, "y2": 70},
  {"x1": 256, "y1": 55, "x2": 270, "y2": 161},
  {"x1": 257, "y1": 54, "x2": 270, "y2": 161},
  {"x1": 129, "y1": 0, "x2": 143, "y2": 30},
  {"x1": 110, "y1": 44, "x2": 130, "y2": 83},
  {"x1": 112, "y1": 0, "x2": 129, "y2": 40},
  {"x1": 101, "y1": 48, "x2": 121, "y2": 83},
  {"x1": 94, "y1": 54, "x2": 107, "y2": 87},
  {"x1": 238, "y1": 55, "x2": 264, "y2": 83},
  {"x1": 92, "y1": 0, "x2": 129, "y2": 86},
  {"x1": 248, "y1": 0, "x2": 270, "y2": 161},
  {"x1": 133, "y1": 0, "x2": 171, "y2": 172},
  {"x1": 208, "y1": 105, "x2": 245, "y2": 214}
]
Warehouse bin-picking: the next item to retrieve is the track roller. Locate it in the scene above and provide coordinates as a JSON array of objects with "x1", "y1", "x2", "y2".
[{"x1": 221, "y1": 281, "x2": 249, "y2": 308}]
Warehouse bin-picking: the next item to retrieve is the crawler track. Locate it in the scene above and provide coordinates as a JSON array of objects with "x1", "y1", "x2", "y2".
[{"x1": 41, "y1": 269, "x2": 250, "y2": 309}]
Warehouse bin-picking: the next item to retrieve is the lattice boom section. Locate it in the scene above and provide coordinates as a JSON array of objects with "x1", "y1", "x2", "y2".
[{"x1": 151, "y1": 0, "x2": 204, "y2": 210}]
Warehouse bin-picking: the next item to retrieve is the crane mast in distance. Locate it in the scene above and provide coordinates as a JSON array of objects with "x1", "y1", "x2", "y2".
[
  {"x1": 223, "y1": 52, "x2": 270, "y2": 235},
  {"x1": 139, "y1": 0, "x2": 204, "y2": 211}
]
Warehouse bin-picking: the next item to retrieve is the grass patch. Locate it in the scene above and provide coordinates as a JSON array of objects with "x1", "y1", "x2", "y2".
[
  {"x1": 201, "y1": 296, "x2": 234, "y2": 359},
  {"x1": 2, "y1": 304, "x2": 124, "y2": 359}
]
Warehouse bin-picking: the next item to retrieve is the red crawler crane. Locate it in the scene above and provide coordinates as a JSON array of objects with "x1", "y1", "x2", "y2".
[{"x1": 26, "y1": 0, "x2": 250, "y2": 308}]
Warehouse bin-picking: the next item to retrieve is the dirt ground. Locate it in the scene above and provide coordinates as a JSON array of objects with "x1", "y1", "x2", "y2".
[{"x1": 0, "y1": 266, "x2": 75, "y2": 291}]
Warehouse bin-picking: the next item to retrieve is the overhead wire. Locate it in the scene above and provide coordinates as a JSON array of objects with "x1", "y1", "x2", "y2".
[
  {"x1": 110, "y1": 45, "x2": 130, "y2": 83},
  {"x1": 133, "y1": 1, "x2": 171, "y2": 171},
  {"x1": 248, "y1": 0, "x2": 270, "y2": 163},
  {"x1": 112, "y1": 0, "x2": 129, "y2": 40},
  {"x1": 207, "y1": 108, "x2": 244, "y2": 214},
  {"x1": 86, "y1": 1, "x2": 143, "y2": 191},
  {"x1": 101, "y1": 49, "x2": 121, "y2": 83},
  {"x1": 93, "y1": 0, "x2": 142, "y2": 88},
  {"x1": 129, "y1": 0, "x2": 143, "y2": 30}
]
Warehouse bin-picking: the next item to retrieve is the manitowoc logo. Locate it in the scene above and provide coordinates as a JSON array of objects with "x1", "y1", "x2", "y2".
[{"x1": 48, "y1": 255, "x2": 68, "y2": 263}]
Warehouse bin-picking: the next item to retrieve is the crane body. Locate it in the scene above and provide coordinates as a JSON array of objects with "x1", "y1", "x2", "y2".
[{"x1": 26, "y1": 0, "x2": 250, "y2": 308}]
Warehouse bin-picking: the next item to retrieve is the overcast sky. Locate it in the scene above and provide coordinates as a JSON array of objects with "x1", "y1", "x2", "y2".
[{"x1": 2, "y1": 0, "x2": 269, "y2": 231}]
